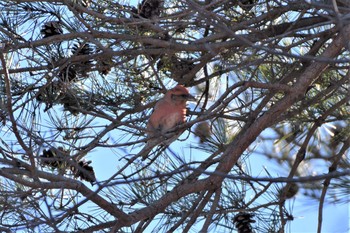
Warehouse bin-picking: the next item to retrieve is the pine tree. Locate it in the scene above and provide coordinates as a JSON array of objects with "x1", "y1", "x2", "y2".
[{"x1": 0, "y1": 1, "x2": 348, "y2": 232}]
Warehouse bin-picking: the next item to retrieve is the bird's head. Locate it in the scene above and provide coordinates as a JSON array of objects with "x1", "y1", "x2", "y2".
[{"x1": 167, "y1": 85, "x2": 195, "y2": 105}]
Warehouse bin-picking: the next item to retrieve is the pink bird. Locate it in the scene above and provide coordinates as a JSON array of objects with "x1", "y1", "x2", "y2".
[{"x1": 140, "y1": 85, "x2": 195, "y2": 160}]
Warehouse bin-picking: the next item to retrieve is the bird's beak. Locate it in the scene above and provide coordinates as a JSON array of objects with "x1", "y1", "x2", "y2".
[
  {"x1": 187, "y1": 94, "x2": 196, "y2": 101},
  {"x1": 172, "y1": 93, "x2": 196, "y2": 101}
]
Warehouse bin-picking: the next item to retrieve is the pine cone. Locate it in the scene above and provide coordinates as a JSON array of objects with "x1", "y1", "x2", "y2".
[
  {"x1": 194, "y1": 121, "x2": 211, "y2": 143},
  {"x1": 157, "y1": 55, "x2": 195, "y2": 81},
  {"x1": 71, "y1": 160, "x2": 96, "y2": 185},
  {"x1": 138, "y1": 0, "x2": 163, "y2": 19},
  {"x1": 71, "y1": 42, "x2": 94, "y2": 66},
  {"x1": 233, "y1": 212, "x2": 256, "y2": 233},
  {"x1": 40, "y1": 147, "x2": 69, "y2": 169},
  {"x1": 170, "y1": 56, "x2": 195, "y2": 82},
  {"x1": 41, "y1": 21, "x2": 63, "y2": 38},
  {"x1": 70, "y1": 42, "x2": 94, "y2": 77}
]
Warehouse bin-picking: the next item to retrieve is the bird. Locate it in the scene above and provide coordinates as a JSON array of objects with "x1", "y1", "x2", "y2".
[{"x1": 140, "y1": 85, "x2": 195, "y2": 160}]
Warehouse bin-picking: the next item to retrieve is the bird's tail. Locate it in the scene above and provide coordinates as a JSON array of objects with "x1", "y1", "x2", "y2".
[{"x1": 138, "y1": 135, "x2": 178, "y2": 160}]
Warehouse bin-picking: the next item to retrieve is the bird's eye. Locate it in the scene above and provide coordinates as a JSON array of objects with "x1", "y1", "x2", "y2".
[{"x1": 171, "y1": 94, "x2": 188, "y2": 100}]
